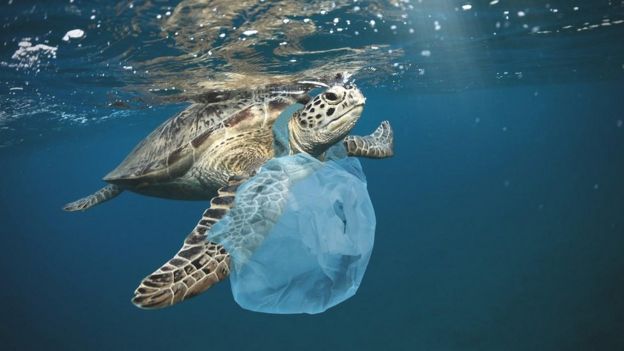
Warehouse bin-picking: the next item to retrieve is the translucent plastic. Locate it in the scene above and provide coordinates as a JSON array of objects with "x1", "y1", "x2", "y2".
[{"x1": 208, "y1": 152, "x2": 376, "y2": 314}]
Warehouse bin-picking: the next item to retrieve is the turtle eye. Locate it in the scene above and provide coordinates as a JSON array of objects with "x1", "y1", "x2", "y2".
[{"x1": 324, "y1": 92, "x2": 339, "y2": 101}]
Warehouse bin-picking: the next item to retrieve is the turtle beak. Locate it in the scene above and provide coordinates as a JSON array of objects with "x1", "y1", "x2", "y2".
[{"x1": 348, "y1": 88, "x2": 366, "y2": 107}]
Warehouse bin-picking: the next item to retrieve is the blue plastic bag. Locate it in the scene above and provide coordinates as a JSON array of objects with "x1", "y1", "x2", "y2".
[{"x1": 208, "y1": 143, "x2": 376, "y2": 314}]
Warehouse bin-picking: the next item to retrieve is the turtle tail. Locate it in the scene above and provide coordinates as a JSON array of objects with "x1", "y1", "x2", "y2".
[{"x1": 63, "y1": 184, "x2": 123, "y2": 212}]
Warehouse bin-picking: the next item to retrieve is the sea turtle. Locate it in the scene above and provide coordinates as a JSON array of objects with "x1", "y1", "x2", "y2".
[{"x1": 64, "y1": 83, "x2": 394, "y2": 309}]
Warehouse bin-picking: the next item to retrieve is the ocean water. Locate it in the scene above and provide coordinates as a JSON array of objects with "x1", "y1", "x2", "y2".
[{"x1": 1, "y1": 1, "x2": 624, "y2": 350}]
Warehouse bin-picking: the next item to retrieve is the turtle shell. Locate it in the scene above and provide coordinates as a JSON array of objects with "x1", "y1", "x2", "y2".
[{"x1": 103, "y1": 92, "x2": 305, "y2": 185}]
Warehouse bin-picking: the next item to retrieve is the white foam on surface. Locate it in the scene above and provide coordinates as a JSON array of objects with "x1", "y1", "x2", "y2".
[{"x1": 11, "y1": 39, "x2": 58, "y2": 69}]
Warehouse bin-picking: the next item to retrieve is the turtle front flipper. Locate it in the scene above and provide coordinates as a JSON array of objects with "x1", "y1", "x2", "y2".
[
  {"x1": 131, "y1": 176, "x2": 246, "y2": 309},
  {"x1": 344, "y1": 120, "x2": 394, "y2": 159},
  {"x1": 63, "y1": 184, "x2": 123, "y2": 212}
]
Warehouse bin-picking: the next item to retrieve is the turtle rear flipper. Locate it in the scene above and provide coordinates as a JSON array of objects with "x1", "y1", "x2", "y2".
[
  {"x1": 344, "y1": 120, "x2": 394, "y2": 159},
  {"x1": 63, "y1": 184, "x2": 123, "y2": 212},
  {"x1": 131, "y1": 176, "x2": 246, "y2": 309}
]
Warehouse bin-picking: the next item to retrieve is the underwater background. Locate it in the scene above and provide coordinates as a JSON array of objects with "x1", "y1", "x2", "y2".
[{"x1": 1, "y1": 0, "x2": 624, "y2": 350}]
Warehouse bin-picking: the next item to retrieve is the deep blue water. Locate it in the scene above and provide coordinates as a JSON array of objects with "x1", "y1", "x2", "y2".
[{"x1": 2, "y1": 1, "x2": 624, "y2": 350}]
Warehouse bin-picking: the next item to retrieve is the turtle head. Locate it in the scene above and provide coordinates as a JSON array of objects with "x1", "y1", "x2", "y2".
[{"x1": 288, "y1": 84, "x2": 365, "y2": 156}]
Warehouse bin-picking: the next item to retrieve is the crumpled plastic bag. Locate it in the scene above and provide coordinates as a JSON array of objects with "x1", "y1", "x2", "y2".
[{"x1": 208, "y1": 145, "x2": 376, "y2": 314}]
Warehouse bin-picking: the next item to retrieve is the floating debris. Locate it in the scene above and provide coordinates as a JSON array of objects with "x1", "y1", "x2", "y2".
[{"x1": 62, "y1": 29, "x2": 85, "y2": 42}]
